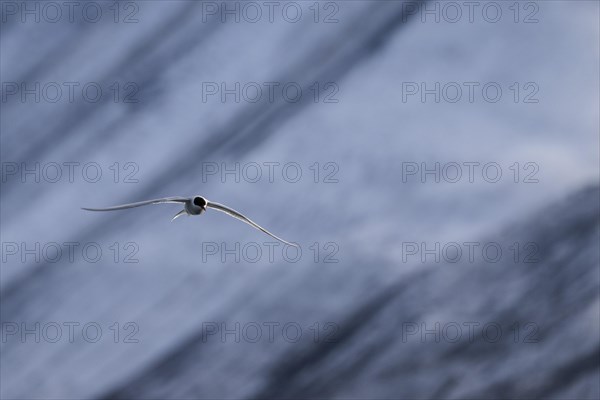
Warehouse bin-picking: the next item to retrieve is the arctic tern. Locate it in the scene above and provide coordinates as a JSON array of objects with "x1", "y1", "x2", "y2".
[{"x1": 82, "y1": 195, "x2": 298, "y2": 247}]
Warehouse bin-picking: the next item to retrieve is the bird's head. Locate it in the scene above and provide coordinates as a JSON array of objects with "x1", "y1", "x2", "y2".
[{"x1": 185, "y1": 195, "x2": 207, "y2": 215}]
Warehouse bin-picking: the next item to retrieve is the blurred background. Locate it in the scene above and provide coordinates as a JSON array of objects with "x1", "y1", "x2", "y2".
[{"x1": 1, "y1": 1, "x2": 599, "y2": 399}]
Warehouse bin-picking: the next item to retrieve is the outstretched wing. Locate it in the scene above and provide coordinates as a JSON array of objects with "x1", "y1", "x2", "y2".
[
  {"x1": 82, "y1": 197, "x2": 188, "y2": 212},
  {"x1": 207, "y1": 201, "x2": 298, "y2": 247}
]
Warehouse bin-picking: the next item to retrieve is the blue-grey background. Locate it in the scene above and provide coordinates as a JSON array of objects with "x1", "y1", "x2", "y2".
[{"x1": 1, "y1": 1, "x2": 599, "y2": 399}]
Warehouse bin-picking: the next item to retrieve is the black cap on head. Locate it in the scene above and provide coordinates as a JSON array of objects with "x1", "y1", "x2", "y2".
[{"x1": 193, "y1": 196, "x2": 207, "y2": 207}]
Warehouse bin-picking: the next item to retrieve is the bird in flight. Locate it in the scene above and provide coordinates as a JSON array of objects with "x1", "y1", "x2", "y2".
[{"x1": 82, "y1": 196, "x2": 298, "y2": 247}]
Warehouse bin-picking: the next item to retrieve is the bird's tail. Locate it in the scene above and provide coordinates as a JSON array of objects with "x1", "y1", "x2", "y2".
[{"x1": 171, "y1": 209, "x2": 187, "y2": 221}]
